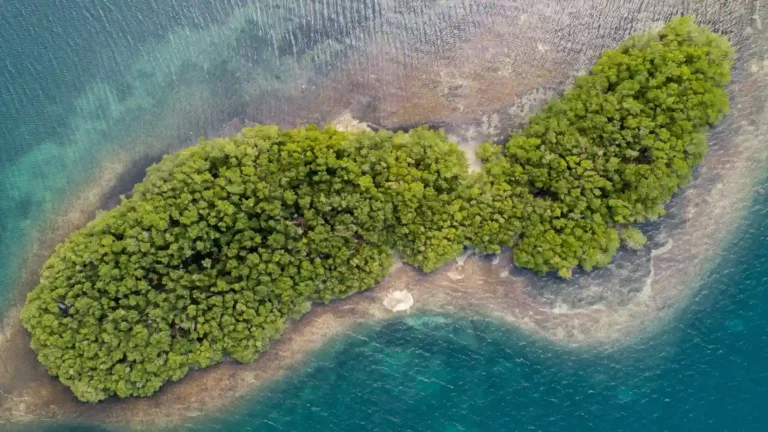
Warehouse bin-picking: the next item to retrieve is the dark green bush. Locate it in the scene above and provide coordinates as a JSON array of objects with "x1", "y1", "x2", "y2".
[
  {"x1": 21, "y1": 125, "x2": 469, "y2": 402},
  {"x1": 21, "y1": 16, "x2": 733, "y2": 402},
  {"x1": 378, "y1": 128, "x2": 471, "y2": 272},
  {"x1": 501, "y1": 15, "x2": 733, "y2": 277}
]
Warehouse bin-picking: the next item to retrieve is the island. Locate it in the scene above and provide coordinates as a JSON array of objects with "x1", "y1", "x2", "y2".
[{"x1": 20, "y1": 16, "x2": 733, "y2": 404}]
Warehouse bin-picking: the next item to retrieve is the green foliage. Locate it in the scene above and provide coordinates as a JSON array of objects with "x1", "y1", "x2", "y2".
[
  {"x1": 461, "y1": 142, "x2": 529, "y2": 254},
  {"x1": 501, "y1": 15, "x2": 733, "y2": 276},
  {"x1": 21, "y1": 16, "x2": 732, "y2": 403},
  {"x1": 619, "y1": 226, "x2": 647, "y2": 250},
  {"x1": 377, "y1": 128, "x2": 471, "y2": 271},
  {"x1": 21, "y1": 125, "x2": 468, "y2": 402}
]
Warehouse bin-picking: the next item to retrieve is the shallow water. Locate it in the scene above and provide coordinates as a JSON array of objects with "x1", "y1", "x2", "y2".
[
  {"x1": 2, "y1": 1, "x2": 768, "y2": 431},
  {"x1": 23, "y1": 193, "x2": 766, "y2": 432},
  {"x1": 164, "y1": 193, "x2": 766, "y2": 432},
  {"x1": 0, "y1": 0, "x2": 496, "y2": 314}
]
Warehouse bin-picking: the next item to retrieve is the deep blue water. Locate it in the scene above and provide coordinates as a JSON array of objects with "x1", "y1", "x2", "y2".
[{"x1": 2, "y1": 1, "x2": 767, "y2": 431}]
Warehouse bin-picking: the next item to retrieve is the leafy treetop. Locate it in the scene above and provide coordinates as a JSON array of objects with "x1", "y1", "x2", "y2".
[{"x1": 21, "y1": 16, "x2": 732, "y2": 402}]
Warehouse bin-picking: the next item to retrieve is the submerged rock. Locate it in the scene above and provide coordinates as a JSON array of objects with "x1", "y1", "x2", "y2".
[{"x1": 383, "y1": 290, "x2": 414, "y2": 312}]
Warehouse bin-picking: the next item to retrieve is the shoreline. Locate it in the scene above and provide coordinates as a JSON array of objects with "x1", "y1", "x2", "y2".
[
  {"x1": 1, "y1": 75, "x2": 765, "y2": 429},
  {"x1": 1, "y1": 4, "x2": 767, "y2": 430}
]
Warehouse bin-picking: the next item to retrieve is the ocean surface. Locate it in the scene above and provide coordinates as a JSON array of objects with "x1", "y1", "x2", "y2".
[
  {"x1": 24, "y1": 200, "x2": 768, "y2": 432},
  {"x1": 2, "y1": 1, "x2": 767, "y2": 431},
  {"x1": 182, "y1": 196, "x2": 768, "y2": 432}
]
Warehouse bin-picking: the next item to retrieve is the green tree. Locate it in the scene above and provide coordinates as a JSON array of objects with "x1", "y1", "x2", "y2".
[
  {"x1": 500, "y1": 15, "x2": 733, "y2": 276},
  {"x1": 21, "y1": 15, "x2": 733, "y2": 403}
]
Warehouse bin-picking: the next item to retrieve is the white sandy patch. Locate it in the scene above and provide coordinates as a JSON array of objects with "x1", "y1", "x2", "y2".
[{"x1": 383, "y1": 290, "x2": 415, "y2": 312}]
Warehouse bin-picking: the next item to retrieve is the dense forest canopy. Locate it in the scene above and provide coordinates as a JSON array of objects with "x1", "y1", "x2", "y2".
[
  {"x1": 21, "y1": 16, "x2": 733, "y2": 402},
  {"x1": 503, "y1": 16, "x2": 733, "y2": 276}
]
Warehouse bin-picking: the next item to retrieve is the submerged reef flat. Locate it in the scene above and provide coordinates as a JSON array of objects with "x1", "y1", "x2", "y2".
[{"x1": 1, "y1": 2, "x2": 767, "y2": 430}]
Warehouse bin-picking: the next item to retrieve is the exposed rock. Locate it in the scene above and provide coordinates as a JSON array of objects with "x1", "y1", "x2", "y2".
[
  {"x1": 330, "y1": 111, "x2": 371, "y2": 132},
  {"x1": 382, "y1": 290, "x2": 414, "y2": 312}
]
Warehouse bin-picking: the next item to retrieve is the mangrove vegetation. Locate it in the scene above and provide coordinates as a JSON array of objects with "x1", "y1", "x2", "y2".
[{"x1": 21, "y1": 16, "x2": 734, "y2": 402}]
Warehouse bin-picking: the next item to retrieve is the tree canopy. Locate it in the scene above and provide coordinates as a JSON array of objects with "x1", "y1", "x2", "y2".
[
  {"x1": 485, "y1": 15, "x2": 733, "y2": 277},
  {"x1": 22, "y1": 16, "x2": 733, "y2": 402},
  {"x1": 21, "y1": 125, "x2": 470, "y2": 402}
]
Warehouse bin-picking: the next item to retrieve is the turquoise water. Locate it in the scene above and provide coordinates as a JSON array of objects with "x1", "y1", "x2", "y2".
[
  {"x1": 0, "y1": 0, "x2": 492, "y2": 314},
  {"x1": 178, "y1": 194, "x2": 767, "y2": 431},
  {"x1": 0, "y1": 0, "x2": 250, "y2": 313},
  {"x1": 3, "y1": 1, "x2": 768, "y2": 431},
  {"x1": 19, "y1": 193, "x2": 767, "y2": 432}
]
